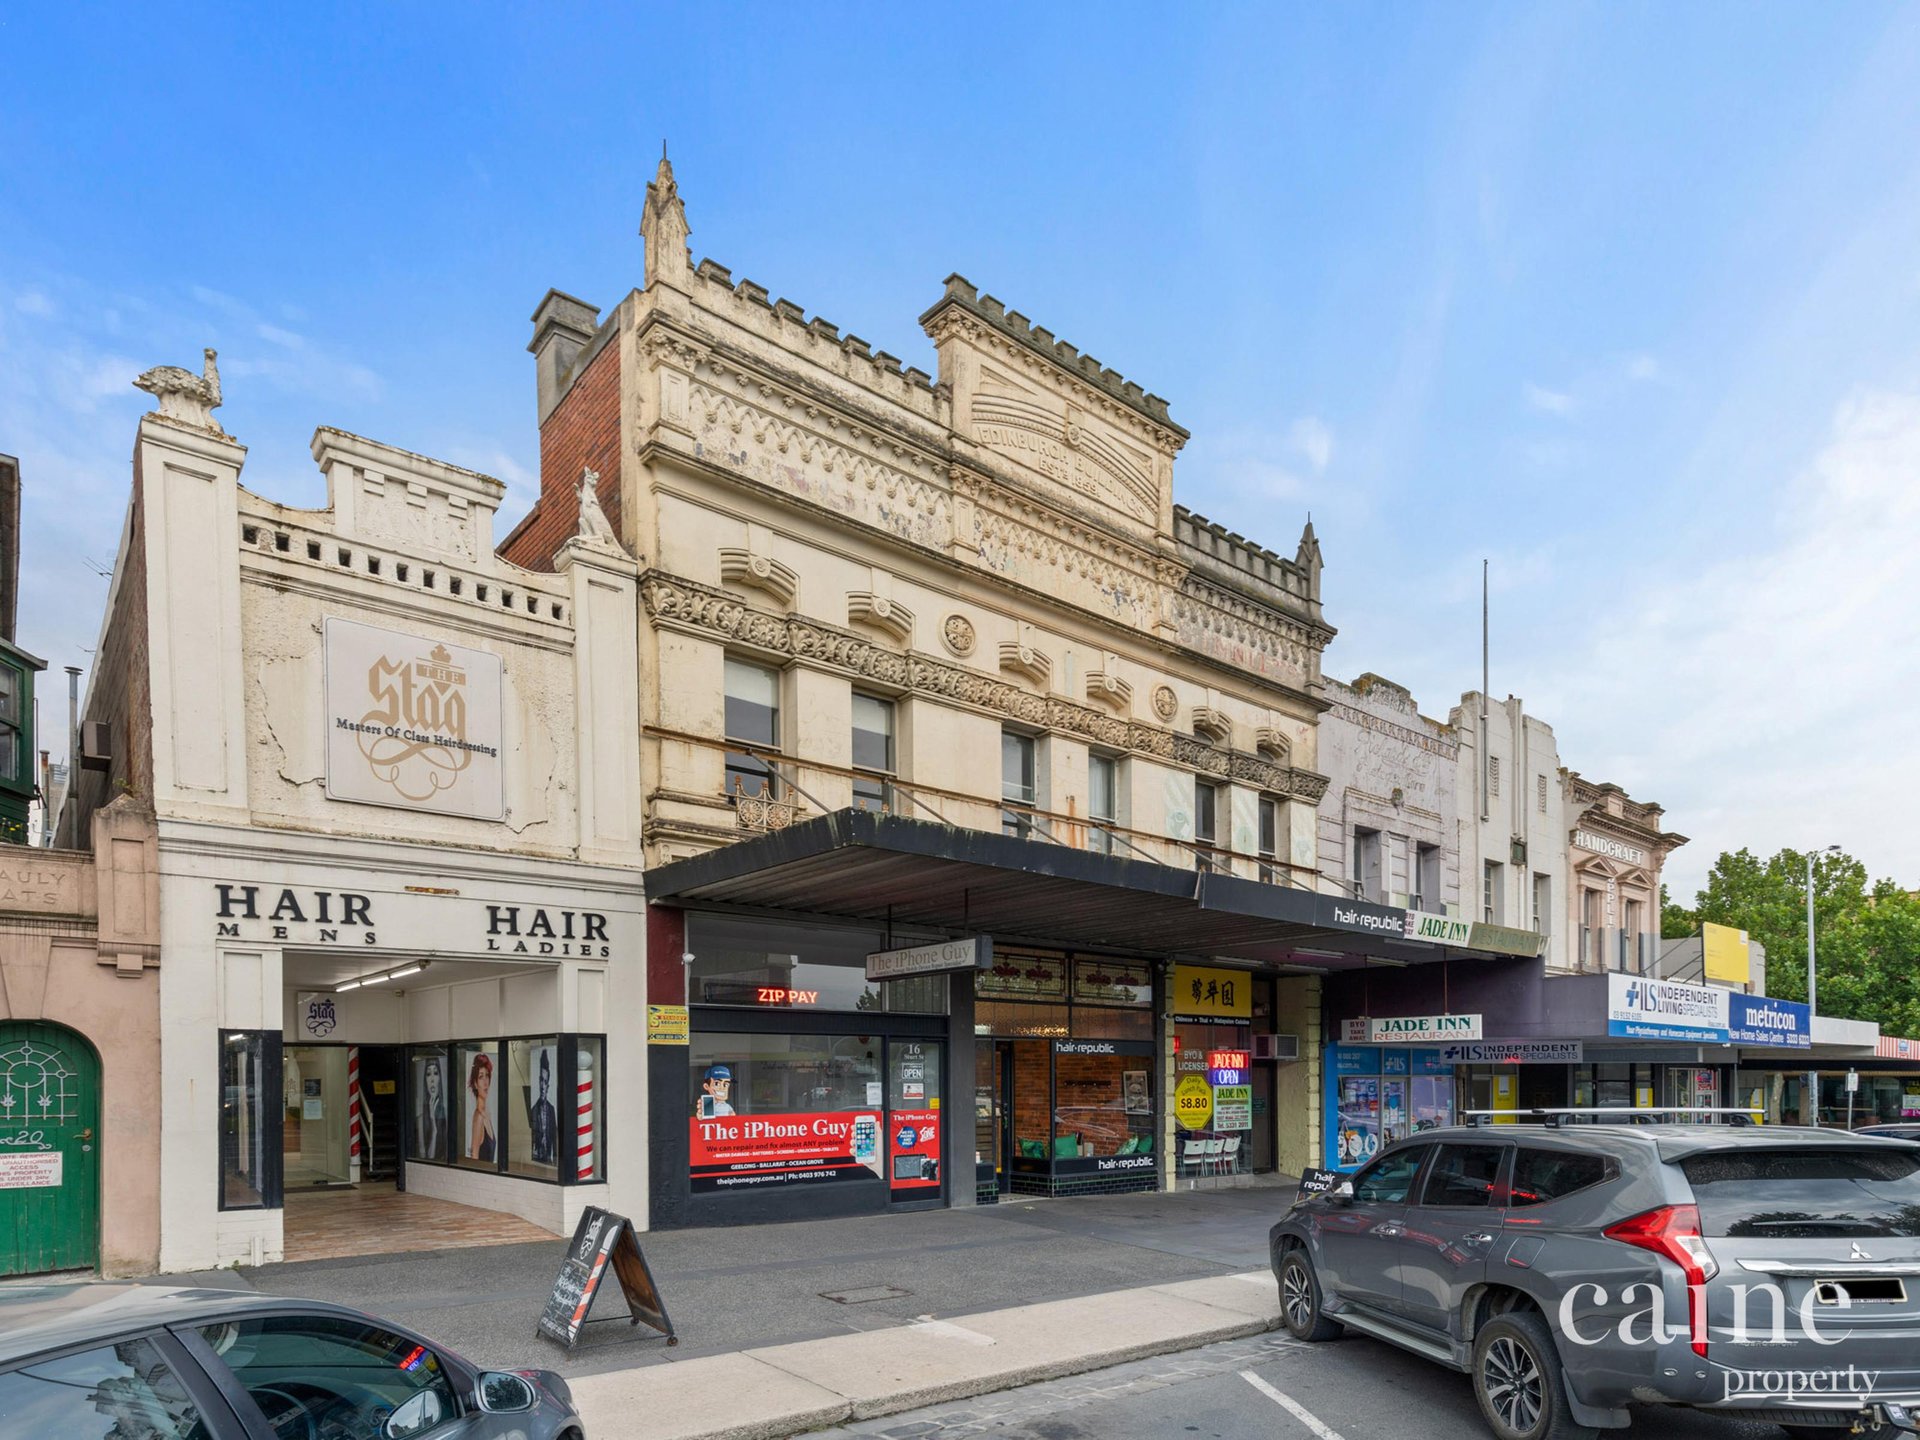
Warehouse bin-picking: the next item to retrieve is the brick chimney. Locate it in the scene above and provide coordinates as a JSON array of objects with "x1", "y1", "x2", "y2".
[{"x1": 527, "y1": 290, "x2": 601, "y2": 426}]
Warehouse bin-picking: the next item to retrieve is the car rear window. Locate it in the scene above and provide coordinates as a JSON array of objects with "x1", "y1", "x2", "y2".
[
  {"x1": 1510, "y1": 1148, "x2": 1612, "y2": 1206},
  {"x1": 1682, "y1": 1149, "x2": 1920, "y2": 1237}
]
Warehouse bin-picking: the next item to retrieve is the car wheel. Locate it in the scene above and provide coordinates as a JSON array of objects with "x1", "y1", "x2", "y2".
[
  {"x1": 1277, "y1": 1249, "x2": 1342, "y2": 1342},
  {"x1": 1471, "y1": 1311, "x2": 1597, "y2": 1440}
]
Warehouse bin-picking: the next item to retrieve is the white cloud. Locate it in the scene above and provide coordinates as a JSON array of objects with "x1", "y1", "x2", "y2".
[
  {"x1": 1523, "y1": 381, "x2": 1576, "y2": 416},
  {"x1": 15, "y1": 290, "x2": 54, "y2": 317},
  {"x1": 1625, "y1": 353, "x2": 1662, "y2": 383},
  {"x1": 1546, "y1": 386, "x2": 1920, "y2": 895},
  {"x1": 1288, "y1": 416, "x2": 1333, "y2": 474}
]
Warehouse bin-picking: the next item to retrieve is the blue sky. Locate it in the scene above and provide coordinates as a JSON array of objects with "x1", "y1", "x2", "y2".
[{"x1": 5, "y1": 4, "x2": 1920, "y2": 895}]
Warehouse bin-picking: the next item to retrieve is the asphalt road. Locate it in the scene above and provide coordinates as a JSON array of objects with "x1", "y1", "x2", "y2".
[{"x1": 823, "y1": 1328, "x2": 1800, "y2": 1440}]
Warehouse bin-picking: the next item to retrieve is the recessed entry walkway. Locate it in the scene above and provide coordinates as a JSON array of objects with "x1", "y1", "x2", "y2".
[{"x1": 283, "y1": 1183, "x2": 560, "y2": 1263}]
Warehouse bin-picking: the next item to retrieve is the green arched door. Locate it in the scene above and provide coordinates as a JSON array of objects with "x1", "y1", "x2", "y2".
[{"x1": 0, "y1": 1022, "x2": 100, "y2": 1275}]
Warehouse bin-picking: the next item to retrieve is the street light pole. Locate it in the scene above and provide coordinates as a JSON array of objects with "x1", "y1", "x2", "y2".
[{"x1": 1805, "y1": 844, "x2": 1840, "y2": 1128}]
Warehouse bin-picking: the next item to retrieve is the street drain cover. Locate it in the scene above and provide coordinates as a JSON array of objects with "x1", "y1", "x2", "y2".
[{"x1": 820, "y1": 1285, "x2": 912, "y2": 1305}]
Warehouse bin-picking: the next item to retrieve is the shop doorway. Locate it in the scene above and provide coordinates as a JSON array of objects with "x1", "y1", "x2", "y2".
[
  {"x1": 1665, "y1": 1065, "x2": 1721, "y2": 1121},
  {"x1": 0, "y1": 1021, "x2": 99, "y2": 1276},
  {"x1": 283, "y1": 1044, "x2": 404, "y2": 1189},
  {"x1": 1250, "y1": 1063, "x2": 1274, "y2": 1173},
  {"x1": 975, "y1": 1042, "x2": 1013, "y2": 1194}
]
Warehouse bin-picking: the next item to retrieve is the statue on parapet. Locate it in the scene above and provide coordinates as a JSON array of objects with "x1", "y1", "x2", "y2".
[
  {"x1": 577, "y1": 467, "x2": 617, "y2": 545},
  {"x1": 134, "y1": 348, "x2": 223, "y2": 432}
]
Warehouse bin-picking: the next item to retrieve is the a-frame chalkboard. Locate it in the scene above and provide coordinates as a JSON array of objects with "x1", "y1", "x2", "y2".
[{"x1": 537, "y1": 1207, "x2": 676, "y2": 1349}]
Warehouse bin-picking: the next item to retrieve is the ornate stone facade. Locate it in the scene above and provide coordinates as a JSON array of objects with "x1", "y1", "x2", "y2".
[{"x1": 512, "y1": 159, "x2": 1335, "y2": 881}]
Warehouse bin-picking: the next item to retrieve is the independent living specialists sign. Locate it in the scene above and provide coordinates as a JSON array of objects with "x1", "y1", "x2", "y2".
[{"x1": 1606, "y1": 974, "x2": 1729, "y2": 1041}]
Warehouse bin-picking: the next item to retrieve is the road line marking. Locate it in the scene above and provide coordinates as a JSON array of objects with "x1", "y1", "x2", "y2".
[
  {"x1": 911, "y1": 1317, "x2": 997, "y2": 1346},
  {"x1": 1240, "y1": 1370, "x2": 1348, "y2": 1440}
]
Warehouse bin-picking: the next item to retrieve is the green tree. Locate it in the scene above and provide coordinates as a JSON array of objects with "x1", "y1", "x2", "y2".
[
  {"x1": 1681, "y1": 846, "x2": 1917, "y2": 1031},
  {"x1": 1660, "y1": 883, "x2": 1695, "y2": 940}
]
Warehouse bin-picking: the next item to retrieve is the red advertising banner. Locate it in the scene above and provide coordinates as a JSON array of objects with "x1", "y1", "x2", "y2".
[
  {"x1": 689, "y1": 1110, "x2": 885, "y2": 1193},
  {"x1": 887, "y1": 1109, "x2": 941, "y2": 1190}
]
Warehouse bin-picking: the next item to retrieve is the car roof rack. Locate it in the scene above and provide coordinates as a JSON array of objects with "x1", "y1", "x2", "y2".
[{"x1": 1462, "y1": 1106, "x2": 1763, "y2": 1129}]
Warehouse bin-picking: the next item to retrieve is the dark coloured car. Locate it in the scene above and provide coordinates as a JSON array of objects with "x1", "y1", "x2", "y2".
[
  {"x1": 1854, "y1": 1124, "x2": 1920, "y2": 1141},
  {"x1": 0, "y1": 1283, "x2": 583, "y2": 1439},
  {"x1": 1271, "y1": 1122, "x2": 1920, "y2": 1440}
]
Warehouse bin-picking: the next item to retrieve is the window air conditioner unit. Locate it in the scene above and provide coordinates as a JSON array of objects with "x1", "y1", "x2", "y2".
[
  {"x1": 1253, "y1": 1033, "x2": 1301, "y2": 1062},
  {"x1": 79, "y1": 720, "x2": 112, "y2": 773}
]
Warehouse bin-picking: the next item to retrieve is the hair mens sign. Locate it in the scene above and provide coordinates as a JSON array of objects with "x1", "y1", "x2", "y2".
[{"x1": 323, "y1": 618, "x2": 505, "y2": 820}]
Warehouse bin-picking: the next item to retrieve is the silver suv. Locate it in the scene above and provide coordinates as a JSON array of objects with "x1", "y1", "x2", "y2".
[{"x1": 1271, "y1": 1121, "x2": 1920, "y2": 1440}]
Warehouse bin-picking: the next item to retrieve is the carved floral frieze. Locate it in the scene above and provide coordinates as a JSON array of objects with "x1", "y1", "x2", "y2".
[{"x1": 641, "y1": 572, "x2": 1330, "y2": 803}]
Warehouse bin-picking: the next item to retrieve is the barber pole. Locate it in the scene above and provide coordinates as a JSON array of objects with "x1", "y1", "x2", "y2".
[
  {"x1": 576, "y1": 1048, "x2": 596, "y2": 1181},
  {"x1": 346, "y1": 1045, "x2": 362, "y2": 1182}
]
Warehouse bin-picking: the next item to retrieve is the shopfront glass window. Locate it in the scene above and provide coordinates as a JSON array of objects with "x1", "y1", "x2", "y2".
[
  {"x1": 1176, "y1": 1022, "x2": 1253, "y2": 1177},
  {"x1": 219, "y1": 1031, "x2": 279, "y2": 1210},
  {"x1": 689, "y1": 1034, "x2": 887, "y2": 1195},
  {"x1": 1053, "y1": 1049, "x2": 1149, "y2": 1158},
  {"x1": 506, "y1": 1037, "x2": 561, "y2": 1179},
  {"x1": 566, "y1": 1036, "x2": 605, "y2": 1183},
  {"x1": 688, "y1": 913, "x2": 948, "y2": 1014},
  {"x1": 283, "y1": 1046, "x2": 350, "y2": 1188},
  {"x1": 455, "y1": 1041, "x2": 500, "y2": 1169},
  {"x1": 407, "y1": 1046, "x2": 450, "y2": 1163}
]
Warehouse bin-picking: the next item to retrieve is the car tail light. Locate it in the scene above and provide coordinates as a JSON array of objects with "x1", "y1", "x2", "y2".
[{"x1": 1604, "y1": 1204, "x2": 1717, "y2": 1356}]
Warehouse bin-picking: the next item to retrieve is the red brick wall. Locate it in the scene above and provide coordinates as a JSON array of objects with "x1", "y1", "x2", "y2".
[{"x1": 500, "y1": 336, "x2": 623, "y2": 571}]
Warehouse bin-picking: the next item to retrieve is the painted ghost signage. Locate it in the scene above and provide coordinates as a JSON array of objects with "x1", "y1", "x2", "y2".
[{"x1": 324, "y1": 618, "x2": 505, "y2": 820}]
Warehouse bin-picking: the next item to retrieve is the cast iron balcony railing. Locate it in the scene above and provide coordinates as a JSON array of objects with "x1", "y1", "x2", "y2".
[{"x1": 647, "y1": 725, "x2": 1323, "y2": 887}]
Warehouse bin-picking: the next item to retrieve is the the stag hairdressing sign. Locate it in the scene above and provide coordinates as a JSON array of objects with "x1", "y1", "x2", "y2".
[{"x1": 324, "y1": 618, "x2": 505, "y2": 819}]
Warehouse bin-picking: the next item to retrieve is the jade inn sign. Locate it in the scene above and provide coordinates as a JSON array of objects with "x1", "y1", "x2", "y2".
[{"x1": 1341, "y1": 1014, "x2": 1484, "y2": 1044}]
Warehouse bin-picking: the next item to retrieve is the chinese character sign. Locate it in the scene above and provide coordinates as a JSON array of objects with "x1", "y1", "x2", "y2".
[{"x1": 1171, "y1": 965, "x2": 1252, "y2": 1021}]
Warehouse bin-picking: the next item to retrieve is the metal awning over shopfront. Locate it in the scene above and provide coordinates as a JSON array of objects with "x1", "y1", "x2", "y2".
[{"x1": 644, "y1": 809, "x2": 1528, "y2": 970}]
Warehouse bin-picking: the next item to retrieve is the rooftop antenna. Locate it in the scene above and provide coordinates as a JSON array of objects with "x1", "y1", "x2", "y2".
[{"x1": 1480, "y1": 559, "x2": 1489, "y2": 823}]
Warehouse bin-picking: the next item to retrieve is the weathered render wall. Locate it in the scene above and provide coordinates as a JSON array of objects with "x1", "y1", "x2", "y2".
[{"x1": 0, "y1": 800, "x2": 161, "y2": 1277}]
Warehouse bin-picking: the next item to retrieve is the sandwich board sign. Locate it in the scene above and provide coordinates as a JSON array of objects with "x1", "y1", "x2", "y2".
[{"x1": 537, "y1": 1207, "x2": 676, "y2": 1349}]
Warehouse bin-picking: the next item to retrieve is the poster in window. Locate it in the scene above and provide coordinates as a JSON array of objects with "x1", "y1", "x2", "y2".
[
  {"x1": 888, "y1": 1110, "x2": 941, "y2": 1191},
  {"x1": 509, "y1": 1040, "x2": 560, "y2": 1178},
  {"x1": 457, "y1": 1043, "x2": 498, "y2": 1169},
  {"x1": 1335, "y1": 1077, "x2": 1380, "y2": 1167},
  {"x1": 689, "y1": 1110, "x2": 885, "y2": 1192},
  {"x1": 409, "y1": 1052, "x2": 449, "y2": 1163},
  {"x1": 1123, "y1": 1069, "x2": 1151, "y2": 1116}
]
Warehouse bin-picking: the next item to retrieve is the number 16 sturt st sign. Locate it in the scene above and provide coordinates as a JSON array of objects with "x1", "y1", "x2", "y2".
[{"x1": 324, "y1": 618, "x2": 505, "y2": 820}]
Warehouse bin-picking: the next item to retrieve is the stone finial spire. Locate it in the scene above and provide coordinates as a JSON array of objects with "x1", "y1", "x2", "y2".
[
  {"x1": 1295, "y1": 515, "x2": 1322, "y2": 596},
  {"x1": 640, "y1": 147, "x2": 692, "y2": 289}
]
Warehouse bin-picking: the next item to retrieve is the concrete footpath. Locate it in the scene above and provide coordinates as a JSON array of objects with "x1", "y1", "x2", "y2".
[{"x1": 569, "y1": 1269, "x2": 1282, "y2": 1440}]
